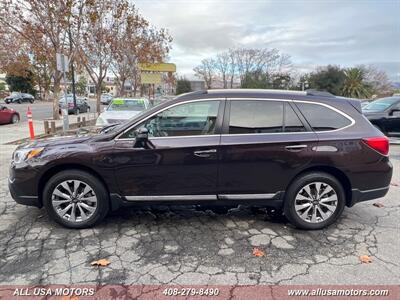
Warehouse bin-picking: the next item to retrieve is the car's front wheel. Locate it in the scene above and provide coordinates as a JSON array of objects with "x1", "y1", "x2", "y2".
[
  {"x1": 43, "y1": 170, "x2": 109, "y2": 229},
  {"x1": 284, "y1": 172, "x2": 345, "y2": 230}
]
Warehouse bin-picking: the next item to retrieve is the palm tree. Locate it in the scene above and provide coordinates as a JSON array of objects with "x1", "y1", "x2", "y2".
[{"x1": 342, "y1": 68, "x2": 372, "y2": 98}]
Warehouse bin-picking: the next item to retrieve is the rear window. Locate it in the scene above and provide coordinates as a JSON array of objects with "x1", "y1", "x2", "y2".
[{"x1": 296, "y1": 102, "x2": 352, "y2": 131}]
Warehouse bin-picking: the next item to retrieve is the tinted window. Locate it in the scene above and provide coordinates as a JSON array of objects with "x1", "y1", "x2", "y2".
[
  {"x1": 284, "y1": 104, "x2": 306, "y2": 132},
  {"x1": 229, "y1": 101, "x2": 284, "y2": 134},
  {"x1": 121, "y1": 100, "x2": 220, "y2": 138},
  {"x1": 296, "y1": 102, "x2": 351, "y2": 131}
]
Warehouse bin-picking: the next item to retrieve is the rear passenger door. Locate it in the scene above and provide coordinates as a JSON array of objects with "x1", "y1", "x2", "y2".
[{"x1": 218, "y1": 99, "x2": 318, "y2": 200}]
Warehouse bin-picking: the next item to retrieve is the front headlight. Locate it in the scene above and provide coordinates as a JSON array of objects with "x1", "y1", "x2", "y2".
[
  {"x1": 13, "y1": 147, "x2": 44, "y2": 164},
  {"x1": 96, "y1": 116, "x2": 108, "y2": 126}
]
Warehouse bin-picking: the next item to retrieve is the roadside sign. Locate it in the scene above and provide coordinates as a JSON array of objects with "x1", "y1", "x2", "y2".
[
  {"x1": 56, "y1": 53, "x2": 69, "y2": 72},
  {"x1": 141, "y1": 73, "x2": 162, "y2": 84},
  {"x1": 139, "y1": 63, "x2": 176, "y2": 72}
]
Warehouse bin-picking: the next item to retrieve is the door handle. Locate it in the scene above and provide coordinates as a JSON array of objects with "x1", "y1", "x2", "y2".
[
  {"x1": 194, "y1": 149, "x2": 217, "y2": 157},
  {"x1": 285, "y1": 144, "x2": 307, "y2": 151}
]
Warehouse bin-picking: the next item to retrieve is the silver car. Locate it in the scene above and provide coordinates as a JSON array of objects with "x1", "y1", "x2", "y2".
[{"x1": 96, "y1": 98, "x2": 151, "y2": 126}]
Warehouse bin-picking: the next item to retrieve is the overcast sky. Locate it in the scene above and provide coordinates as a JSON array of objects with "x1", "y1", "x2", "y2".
[{"x1": 134, "y1": 0, "x2": 400, "y2": 81}]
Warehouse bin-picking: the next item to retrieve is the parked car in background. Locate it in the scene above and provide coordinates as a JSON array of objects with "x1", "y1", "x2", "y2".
[
  {"x1": 100, "y1": 94, "x2": 113, "y2": 105},
  {"x1": 362, "y1": 96, "x2": 400, "y2": 136},
  {"x1": 96, "y1": 98, "x2": 150, "y2": 126},
  {"x1": 4, "y1": 92, "x2": 35, "y2": 104},
  {"x1": 9, "y1": 89, "x2": 392, "y2": 229},
  {"x1": 0, "y1": 105, "x2": 20, "y2": 124},
  {"x1": 59, "y1": 96, "x2": 90, "y2": 114}
]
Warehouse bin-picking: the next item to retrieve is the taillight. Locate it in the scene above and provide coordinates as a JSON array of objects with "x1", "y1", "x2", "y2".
[{"x1": 362, "y1": 137, "x2": 389, "y2": 156}]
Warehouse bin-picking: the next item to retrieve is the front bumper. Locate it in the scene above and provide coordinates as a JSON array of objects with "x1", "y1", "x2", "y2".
[
  {"x1": 9, "y1": 161, "x2": 42, "y2": 208},
  {"x1": 9, "y1": 177, "x2": 41, "y2": 208},
  {"x1": 349, "y1": 186, "x2": 390, "y2": 207}
]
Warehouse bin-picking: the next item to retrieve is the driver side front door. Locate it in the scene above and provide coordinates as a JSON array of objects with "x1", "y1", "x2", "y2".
[{"x1": 113, "y1": 99, "x2": 225, "y2": 200}]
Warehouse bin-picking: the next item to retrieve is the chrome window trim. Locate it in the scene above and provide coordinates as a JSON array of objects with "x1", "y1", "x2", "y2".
[
  {"x1": 226, "y1": 98, "x2": 355, "y2": 134},
  {"x1": 115, "y1": 97, "x2": 355, "y2": 140},
  {"x1": 115, "y1": 98, "x2": 224, "y2": 140},
  {"x1": 291, "y1": 100, "x2": 355, "y2": 133}
]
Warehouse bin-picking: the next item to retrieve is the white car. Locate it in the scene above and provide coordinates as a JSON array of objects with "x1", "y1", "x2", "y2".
[{"x1": 96, "y1": 98, "x2": 151, "y2": 126}]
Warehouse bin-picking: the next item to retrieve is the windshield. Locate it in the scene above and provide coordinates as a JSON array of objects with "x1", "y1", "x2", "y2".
[
  {"x1": 108, "y1": 99, "x2": 146, "y2": 111},
  {"x1": 363, "y1": 98, "x2": 398, "y2": 112}
]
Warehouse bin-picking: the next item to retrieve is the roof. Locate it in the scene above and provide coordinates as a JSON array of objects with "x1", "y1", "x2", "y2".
[{"x1": 175, "y1": 88, "x2": 340, "y2": 103}]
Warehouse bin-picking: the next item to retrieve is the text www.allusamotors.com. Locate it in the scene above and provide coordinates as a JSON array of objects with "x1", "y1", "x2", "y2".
[{"x1": 288, "y1": 288, "x2": 389, "y2": 297}]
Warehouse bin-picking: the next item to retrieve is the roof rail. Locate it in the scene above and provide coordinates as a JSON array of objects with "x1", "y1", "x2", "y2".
[{"x1": 305, "y1": 89, "x2": 334, "y2": 97}]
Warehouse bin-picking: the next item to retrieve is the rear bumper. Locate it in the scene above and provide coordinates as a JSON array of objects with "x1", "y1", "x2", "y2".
[{"x1": 349, "y1": 186, "x2": 390, "y2": 207}]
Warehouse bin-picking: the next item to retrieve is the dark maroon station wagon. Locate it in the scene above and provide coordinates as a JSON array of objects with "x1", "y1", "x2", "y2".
[{"x1": 9, "y1": 89, "x2": 392, "y2": 229}]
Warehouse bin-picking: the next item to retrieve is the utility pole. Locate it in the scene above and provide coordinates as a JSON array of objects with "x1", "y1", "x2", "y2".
[{"x1": 68, "y1": 25, "x2": 77, "y2": 114}]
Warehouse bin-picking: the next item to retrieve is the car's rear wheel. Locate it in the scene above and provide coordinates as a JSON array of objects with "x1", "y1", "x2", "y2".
[
  {"x1": 43, "y1": 170, "x2": 109, "y2": 229},
  {"x1": 17, "y1": 99, "x2": 21, "y2": 104},
  {"x1": 11, "y1": 114, "x2": 19, "y2": 124},
  {"x1": 284, "y1": 172, "x2": 345, "y2": 230},
  {"x1": 29, "y1": 99, "x2": 34, "y2": 103}
]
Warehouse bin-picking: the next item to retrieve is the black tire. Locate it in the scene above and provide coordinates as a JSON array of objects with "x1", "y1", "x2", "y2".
[
  {"x1": 86, "y1": 106, "x2": 90, "y2": 112},
  {"x1": 17, "y1": 99, "x2": 22, "y2": 104},
  {"x1": 11, "y1": 114, "x2": 19, "y2": 124},
  {"x1": 29, "y1": 98, "x2": 34, "y2": 103},
  {"x1": 283, "y1": 172, "x2": 345, "y2": 230},
  {"x1": 43, "y1": 170, "x2": 109, "y2": 229}
]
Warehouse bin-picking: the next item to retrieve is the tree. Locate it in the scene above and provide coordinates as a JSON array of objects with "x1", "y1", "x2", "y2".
[
  {"x1": 214, "y1": 53, "x2": 230, "y2": 88},
  {"x1": 342, "y1": 67, "x2": 372, "y2": 99},
  {"x1": 0, "y1": 81, "x2": 6, "y2": 91},
  {"x1": 241, "y1": 71, "x2": 270, "y2": 89},
  {"x1": 308, "y1": 65, "x2": 346, "y2": 95},
  {"x1": 6, "y1": 70, "x2": 35, "y2": 94},
  {"x1": 361, "y1": 65, "x2": 393, "y2": 97},
  {"x1": 110, "y1": 8, "x2": 172, "y2": 97},
  {"x1": 194, "y1": 47, "x2": 291, "y2": 88},
  {"x1": 176, "y1": 78, "x2": 192, "y2": 95},
  {"x1": 76, "y1": 76, "x2": 87, "y2": 95},
  {"x1": 0, "y1": 0, "x2": 80, "y2": 119},
  {"x1": 193, "y1": 58, "x2": 215, "y2": 89}
]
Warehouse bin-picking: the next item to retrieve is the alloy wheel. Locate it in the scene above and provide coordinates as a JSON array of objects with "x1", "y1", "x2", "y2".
[
  {"x1": 51, "y1": 180, "x2": 97, "y2": 223},
  {"x1": 294, "y1": 181, "x2": 338, "y2": 223}
]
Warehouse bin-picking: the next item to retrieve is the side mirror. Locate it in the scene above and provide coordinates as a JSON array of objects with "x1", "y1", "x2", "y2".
[{"x1": 135, "y1": 127, "x2": 149, "y2": 142}]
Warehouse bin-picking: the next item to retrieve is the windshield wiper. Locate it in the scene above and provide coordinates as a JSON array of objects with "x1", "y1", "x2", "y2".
[{"x1": 100, "y1": 123, "x2": 120, "y2": 134}]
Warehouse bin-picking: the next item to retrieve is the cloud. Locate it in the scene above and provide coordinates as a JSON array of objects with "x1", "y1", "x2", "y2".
[{"x1": 135, "y1": 0, "x2": 399, "y2": 80}]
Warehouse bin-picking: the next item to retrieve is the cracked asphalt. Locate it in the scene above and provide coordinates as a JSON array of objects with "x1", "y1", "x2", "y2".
[{"x1": 0, "y1": 144, "x2": 399, "y2": 286}]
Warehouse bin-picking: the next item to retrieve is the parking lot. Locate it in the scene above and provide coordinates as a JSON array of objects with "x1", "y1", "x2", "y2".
[
  {"x1": 1, "y1": 99, "x2": 100, "y2": 122},
  {"x1": 0, "y1": 141, "x2": 399, "y2": 286}
]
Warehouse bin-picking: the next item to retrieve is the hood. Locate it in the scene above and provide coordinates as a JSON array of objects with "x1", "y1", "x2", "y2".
[
  {"x1": 99, "y1": 110, "x2": 142, "y2": 121},
  {"x1": 362, "y1": 111, "x2": 385, "y2": 118},
  {"x1": 21, "y1": 135, "x2": 93, "y2": 149}
]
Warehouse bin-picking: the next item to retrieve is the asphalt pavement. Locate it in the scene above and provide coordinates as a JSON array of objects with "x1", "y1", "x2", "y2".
[{"x1": 0, "y1": 142, "x2": 399, "y2": 285}]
